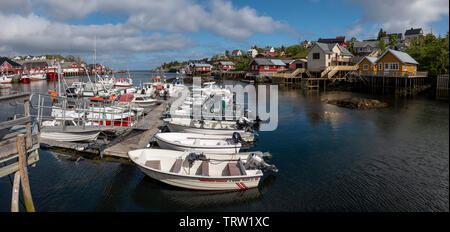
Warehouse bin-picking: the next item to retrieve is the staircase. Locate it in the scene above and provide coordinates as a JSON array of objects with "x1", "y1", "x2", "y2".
[
  {"x1": 272, "y1": 68, "x2": 305, "y2": 78},
  {"x1": 326, "y1": 65, "x2": 359, "y2": 79}
]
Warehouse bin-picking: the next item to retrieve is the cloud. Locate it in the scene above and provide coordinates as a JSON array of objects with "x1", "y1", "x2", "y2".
[
  {"x1": 0, "y1": 13, "x2": 192, "y2": 55},
  {"x1": 346, "y1": 0, "x2": 449, "y2": 35},
  {"x1": 33, "y1": 0, "x2": 293, "y2": 39}
]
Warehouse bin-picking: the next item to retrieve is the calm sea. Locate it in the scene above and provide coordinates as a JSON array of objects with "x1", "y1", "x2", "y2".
[{"x1": 0, "y1": 71, "x2": 448, "y2": 211}]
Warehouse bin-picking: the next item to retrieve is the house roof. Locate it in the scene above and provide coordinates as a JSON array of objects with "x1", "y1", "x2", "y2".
[
  {"x1": 193, "y1": 63, "x2": 212, "y2": 67},
  {"x1": 353, "y1": 41, "x2": 378, "y2": 48},
  {"x1": 376, "y1": 49, "x2": 419, "y2": 65},
  {"x1": 356, "y1": 56, "x2": 377, "y2": 65},
  {"x1": 232, "y1": 50, "x2": 241, "y2": 54},
  {"x1": 317, "y1": 36, "x2": 346, "y2": 44},
  {"x1": 219, "y1": 61, "x2": 234, "y2": 65},
  {"x1": 252, "y1": 58, "x2": 285, "y2": 66},
  {"x1": 22, "y1": 61, "x2": 48, "y2": 67},
  {"x1": 0, "y1": 57, "x2": 22, "y2": 67},
  {"x1": 314, "y1": 42, "x2": 353, "y2": 57},
  {"x1": 281, "y1": 59, "x2": 295, "y2": 64},
  {"x1": 405, "y1": 28, "x2": 423, "y2": 35}
]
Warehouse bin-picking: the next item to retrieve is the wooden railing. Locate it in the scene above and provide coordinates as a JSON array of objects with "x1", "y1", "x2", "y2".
[{"x1": 359, "y1": 70, "x2": 428, "y2": 77}]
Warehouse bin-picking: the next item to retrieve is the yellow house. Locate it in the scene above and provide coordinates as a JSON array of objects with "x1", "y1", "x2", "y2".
[
  {"x1": 357, "y1": 56, "x2": 377, "y2": 74},
  {"x1": 375, "y1": 49, "x2": 419, "y2": 76}
]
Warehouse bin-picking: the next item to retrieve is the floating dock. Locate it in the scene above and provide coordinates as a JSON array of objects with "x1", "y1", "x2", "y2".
[{"x1": 39, "y1": 98, "x2": 174, "y2": 159}]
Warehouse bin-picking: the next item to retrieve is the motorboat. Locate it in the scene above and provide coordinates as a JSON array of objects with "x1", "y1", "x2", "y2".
[
  {"x1": 128, "y1": 148, "x2": 278, "y2": 190},
  {"x1": 0, "y1": 73, "x2": 13, "y2": 84},
  {"x1": 164, "y1": 118, "x2": 255, "y2": 142},
  {"x1": 154, "y1": 132, "x2": 242, "y2": 154},
  {"x1": 114, "y1": 77, "x2": 133, "y2": 88},
  {"x1": 40, "y1": 120, "x2": 101, "y2": 142}
]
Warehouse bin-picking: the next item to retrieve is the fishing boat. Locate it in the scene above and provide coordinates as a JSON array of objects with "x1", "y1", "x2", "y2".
[
  {"x1": 128, "y1": 148, "x2": 278, "y2": 190},
  {"x1": 20, "y1": 75, "x2": 30, "y2": 83},
  {"x1": 154, "y1": 132, "x2": 242, "y2": 154},
  {"x1": 46, "y1": 66, "x2": 58, "y2": 80}
]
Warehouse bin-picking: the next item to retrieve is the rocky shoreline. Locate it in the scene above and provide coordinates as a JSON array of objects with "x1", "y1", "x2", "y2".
[{"x1": 326, "y1": 97, "x2": 388, "y2": 109}]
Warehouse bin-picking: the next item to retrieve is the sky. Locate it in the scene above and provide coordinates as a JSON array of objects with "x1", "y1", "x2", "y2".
[{"x1": 0, "y1": 0, "x2": 448, "y2": 70}]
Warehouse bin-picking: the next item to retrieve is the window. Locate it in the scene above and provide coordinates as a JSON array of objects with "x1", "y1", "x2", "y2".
[
  {"x1": 385, "y1": 63, "x2": 389, "y2": 70},
  {"x1": 403, "y1": 65, "x2": 407, "y2": 71},
  {"x1": 390, "y1": 63, "x2": 399, "y2": 70},
  {"x1": 379, "y1": 63, "x2": 383, "y2": 70},
  {"x1": 363, "y1": 64, "x2": 369, "y2": 70},
  {"x1": 264, "y1": 66, "x2": 269, "y2": 70},
  {"x1": 313, "y1": 53, "x2": 320, "y2": 59}
]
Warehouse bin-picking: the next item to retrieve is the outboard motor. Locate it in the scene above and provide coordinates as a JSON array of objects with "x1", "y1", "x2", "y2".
[
  {"x1": 232, "y1": 132, "x2": 243, "y2": 143},
  {"x1": 186, "y1": 152, "x2": 207, "y2": 167},
  {"x1": 245, "y1": 153, "x2": 278, "y2": 173}
]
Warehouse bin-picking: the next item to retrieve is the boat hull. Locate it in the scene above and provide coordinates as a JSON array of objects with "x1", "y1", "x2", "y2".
[
  {"x1": 137, "y1": 166, "x2": 260, "y2": 190},
  {"x1": 154, "y1": 133, "x2": 241, "y2": 154},
  {"x1": 40, "y1": 131, "x2": 100, "y2": 142},
  {"x1": 166, "y1": 123, "x2": 254, "y2": 142}
]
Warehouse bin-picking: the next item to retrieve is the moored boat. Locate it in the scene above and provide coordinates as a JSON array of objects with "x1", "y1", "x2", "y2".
[
  {"x1": 128, "y1": 148, "x2": 278, "y2": 191},
  {"x1": 154, "y1": 132, "x2": 242, "y2": 154}
]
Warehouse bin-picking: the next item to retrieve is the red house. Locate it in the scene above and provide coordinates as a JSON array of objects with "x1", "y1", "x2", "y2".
[
  {"x1": 0, "y1": 57, "x2": 22, "y2": 74},
  {"x1": 192, "y1": 63, "x2": 212, "y2": 72},
  {"x1": 217, "y1": 61, "x2": 235, "y2": 71},
  {"x1": 281, "y1": 59, "x2": 296, "y2": 70},
  {"x1": 88, "y1": 64, "x2": 103, "y2": 73},
  {"x1": 249, "y1": 58, "x2": 286, "y2": 74},
  {"x1": 22, "y1": 62, "x2": 48, "y2": 73}
]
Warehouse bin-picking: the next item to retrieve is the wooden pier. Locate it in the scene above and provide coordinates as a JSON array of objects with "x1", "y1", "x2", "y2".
[
  {"x1": 436, "y1": 74, "x2": 449, "y2": 100},
  {"x1": 39, "y1": 98, "x2": 174, "y2": 159},
  {"x1": 0, "y1": 93, "x2": 39, "y2": 212}
]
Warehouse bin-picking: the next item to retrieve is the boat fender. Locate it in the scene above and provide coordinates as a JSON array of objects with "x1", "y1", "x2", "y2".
[{"x1": 232, "y1": 132, "x2": 242, "y2": 143}]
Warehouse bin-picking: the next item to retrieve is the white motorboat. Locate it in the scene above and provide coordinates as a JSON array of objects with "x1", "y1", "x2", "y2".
[
  {"x1": 0, "y1": 73, "x2": 13, "y2": 84},
  {"x1": 164, "y1": 118, "x2": 255, "y2": 141},
  {"x1": 40, "y1": 120, "x2": 100, "y2": 142},
  {"x1": 154, "y1": 132, "x2": 242, "y2": 154},
  {"x1": 128, "y1": 149, "x2": 278, "y2": 191},
  {"x1": 114, "y1": 77, "x2": 133, "y2": 88},
  {"x1": 133, "y1": 95, "x2": 158, "y2": 108},
  {"x1": 30, "y1": 72, "x2": 46, "y2": 81}
]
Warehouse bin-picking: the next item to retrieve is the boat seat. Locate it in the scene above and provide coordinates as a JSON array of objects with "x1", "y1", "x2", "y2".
[
  {"x1": 201, "y1": 161, "x2": 209, "y2": 176},
  {"x1": 144, "y1": 160, "x2": 161, "y2": 170},
  {"x1": 227, "y1": 162, "x2": 242, "y2": 176},
  {"x1": 170, "y1": 158, "x2": 183, "y2": 173}
]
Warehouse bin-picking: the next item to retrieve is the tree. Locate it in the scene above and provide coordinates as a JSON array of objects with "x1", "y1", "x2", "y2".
[
  {"x1": 388, "y1": 34, "x2": 397, "y2": 48},
  {"x1": 377, "y1": 28, "x2": 387, "y2": 40},
  {"x1": 377, "y1": 39, "x2": 386, "y2": 53},
  {"x1": 225, "y1": 50, "x2": 230, "y2": 57}
]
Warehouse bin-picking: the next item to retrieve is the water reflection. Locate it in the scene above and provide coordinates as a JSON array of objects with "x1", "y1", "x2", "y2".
[{"x1": 131, "y1": 175, "x2": 276, "y2": 211}]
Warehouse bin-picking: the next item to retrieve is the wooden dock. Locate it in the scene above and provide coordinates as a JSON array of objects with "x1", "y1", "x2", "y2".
[{"x1": 39, "y1": 98, "x2": 174, "y2": 159}]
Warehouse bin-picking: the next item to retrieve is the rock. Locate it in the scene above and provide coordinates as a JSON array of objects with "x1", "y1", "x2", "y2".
[{"x1": 326, "y1": 97, "x2": 388, "y2": 109}]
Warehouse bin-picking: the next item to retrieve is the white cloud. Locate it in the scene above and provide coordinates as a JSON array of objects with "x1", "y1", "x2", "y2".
[
  {"x1": 0, "y1": 13, "x2": 192, "y2": 55},
  {"x1": 346, "y1": 0, "x2": 449, "y2": 36}
]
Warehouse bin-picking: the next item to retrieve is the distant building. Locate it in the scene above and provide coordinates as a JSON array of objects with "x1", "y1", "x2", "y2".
[
  {"x1": 263, "y1": 46, "x2": 275, "y2": 53},
  {"x1": 404, "y1": 28, "x2": 424, "y2": 41},
  {"x1": 382, "y1": 33, "x2": 403, "y2": 44},
  {"x1": 353, "y1": 41, "x2": 381, "y2": 56},
  {"x1": 317, "y1": 36, "x2": 346, "y2": 46},
  {"x1": 231, "y1": 50, "x2": 242, "y2": 56},
  {"x1": 249, "y1": 58, "x2": 286, "y2": 74},
  {"x1": 22, "y1": 61, "x2": 48, "y2": 73},
  {"x1": 281, "y1": 59, "x2": 296, "y2": 70},
  {"x1": 0, "y1": 57, "x2": 22, "y2": 74},
  {"x1": 88, "y1": 64, "x2": 104, "y2": 73},
  {"x1": 247, "y1": 48, "x2": 258, "y2": 58},
  {"x1": 61, "y1": 62, "x2": 80, "y2": 73},
  {"x1": 192, "y1": 63, "x2": 212, "y2": 72},
  {"x1": 216, "y1": 61, "x2": 235, "y2": 71},
  {"x1": 300, "y1": 40, "x2": 312, "y2": 48}
]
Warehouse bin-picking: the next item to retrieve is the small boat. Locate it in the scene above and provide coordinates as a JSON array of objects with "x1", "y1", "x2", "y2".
[
  {"x1": 114, "y1": 77, "x2": 133, "y2": 88},
  {"x1": 0, "y1": 74, "x2": 13, "y2": 84},
  {"x1": 128, "y1": 149, "x2": 278, "y2": 190},
  {"x1": 164, "y1": 118, "x2": 256, "y2": 142},
  {"x1": 154, "y1": 132, "x2": 242, "y2": 154},
  {"x1": 133, "y1": 95, "x2": 158, "y2": 108},
  {"x1": 30, "y1": 73, "x2": 46, "y2": 81},
  {"x1": 40, "y1": 120, "x2": 101, "y2": 142}
]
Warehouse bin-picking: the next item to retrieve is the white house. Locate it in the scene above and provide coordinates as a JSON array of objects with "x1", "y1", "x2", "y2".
[
  {"x1": 263, "y1": 46, "x2": 275, "y2": 53},
  {"x1": 231, "y1": 50, "x2": 242, "y2": 56},
  {"x1": 247, "y1": 48, "x2": 258, "y2": 58},
  {"x1": 307, "y1": 42, "x2": 354, "y2": 72}
]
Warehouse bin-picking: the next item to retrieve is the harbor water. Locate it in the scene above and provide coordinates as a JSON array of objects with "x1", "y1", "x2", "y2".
[{"x1": 0, "y1": 71, "x2": 448, "y2": 211}]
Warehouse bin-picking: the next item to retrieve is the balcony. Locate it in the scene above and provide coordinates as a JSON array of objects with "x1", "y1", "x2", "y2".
[{"x1": 359, "y1": 70, "x2": 428, "y2": 77}]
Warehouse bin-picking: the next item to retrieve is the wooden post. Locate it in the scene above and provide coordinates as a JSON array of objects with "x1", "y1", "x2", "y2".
[
  {"x1": 11, "y1": 171, "x2": 21, "y2": 212},
  {"x1": 17, "y1": 135, "x2": 35, "y2": 212},
  {"x1": 24, "y1": 99, "x2": 32, "y2": 149}
]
